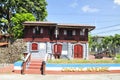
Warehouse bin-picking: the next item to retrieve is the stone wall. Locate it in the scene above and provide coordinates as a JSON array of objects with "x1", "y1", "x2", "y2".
[{"x1": 0, "y1": 39, "x2": 27, "y2": 63}]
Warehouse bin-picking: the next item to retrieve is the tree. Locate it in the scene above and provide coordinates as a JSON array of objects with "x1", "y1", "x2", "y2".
[
  {"x1": 88, "y1": 34, "x2": 93, "y2": 48},
  {"x1": 0, "y1": 0, "x2": 47, "y2": 34},
  {"x1": 11, "y1": 13, "x2": 36, "y2": 38},
  {"x1": 101, "y1": 34, "x2": 120, "y2": 59},
  {"x1": 15, "y1": 0, "x2": 48, "y2": 21}
]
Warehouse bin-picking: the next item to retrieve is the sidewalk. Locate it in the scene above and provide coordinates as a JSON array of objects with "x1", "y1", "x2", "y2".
[{"x1": 0, "y1": 74, "x2": 120, "y2": 80}]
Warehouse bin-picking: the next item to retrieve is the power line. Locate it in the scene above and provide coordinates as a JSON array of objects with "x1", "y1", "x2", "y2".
[
  {"x1": 95, "y1": 24, "x2": 120, "y2": 30},
  {"x1": 93, "y1": 29, "x2": 120, "y2": 35}
]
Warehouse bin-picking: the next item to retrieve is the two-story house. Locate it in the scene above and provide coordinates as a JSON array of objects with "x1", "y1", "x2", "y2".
[{"x1": 23, "y1": 21, "x2": 95, "y2": 60}]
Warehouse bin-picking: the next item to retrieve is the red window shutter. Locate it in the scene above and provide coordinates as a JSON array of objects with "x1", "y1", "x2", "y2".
[{"x1": 32, "y1": 43, "x2": 38, "y2": 50}]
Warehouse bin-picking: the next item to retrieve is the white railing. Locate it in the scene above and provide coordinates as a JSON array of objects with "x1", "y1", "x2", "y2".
[
  {"x1": 24, "y1": 53, "x2": 31, "y2": 62},
  {"x1": 44, "y1": 53, "x2": 48, "y2": 62},
  {"x1": 21, "y1": 52, "x2": 31, "y2": 74}
]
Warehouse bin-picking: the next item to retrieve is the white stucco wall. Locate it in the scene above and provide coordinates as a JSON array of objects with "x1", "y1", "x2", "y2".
[{"x1": 26, "y1": 42, "x2": 89, "y2": 59}]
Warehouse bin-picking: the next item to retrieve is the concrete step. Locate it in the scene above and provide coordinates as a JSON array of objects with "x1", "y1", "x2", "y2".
[
  {"x1": 25, "y1": 69, "x2": 42, "y2": 74},
  {"x1": 29, "y1": 63, "x2": 42, "y2": 66},
  {"x1": 28, "y1": 65, "x2": 42, "y2": 69},
  {"x1": 25, "y1": 59, "x2": 43, "y2": 74}
]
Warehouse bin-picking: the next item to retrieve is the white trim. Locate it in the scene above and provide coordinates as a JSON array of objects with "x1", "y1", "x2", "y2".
[
  {"x1": 14, "y1": 66, "x2": 22, "y2": 70},
  {"x1": 46, "y1": 67, "x2": 120, "y2": 71},
  {"x1": 83, "y1": 43, "x2": 89, "y2": 60}
]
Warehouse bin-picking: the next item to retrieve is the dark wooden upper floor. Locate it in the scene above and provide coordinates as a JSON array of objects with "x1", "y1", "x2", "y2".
[{"x1": 23, "y1": 21, "x2": 95, "y2": 42}]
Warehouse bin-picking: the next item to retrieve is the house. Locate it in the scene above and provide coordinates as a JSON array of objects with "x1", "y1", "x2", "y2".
[{"x1": 23, "y1": 21, "x2": 95, "y2": 60}]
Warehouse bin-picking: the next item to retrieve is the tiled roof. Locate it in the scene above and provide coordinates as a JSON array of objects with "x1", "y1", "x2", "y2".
[
  {"x1": 23, "y1": 21, "x2": 57, "y2": 26},
  {"x1": 58, "y1": 23, "x2": 94, "y2": 27},
  {"x1": 23, "y1": 21, "x2": 95, "y2": 31},
  {"x1": 58, "y1": 23, "x2": 95, "y2": 29}
]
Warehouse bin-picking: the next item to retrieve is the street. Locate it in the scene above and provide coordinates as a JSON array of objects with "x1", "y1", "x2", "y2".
[{"x1": 0, "y1": 73, "x2": 120, "y2": 80}]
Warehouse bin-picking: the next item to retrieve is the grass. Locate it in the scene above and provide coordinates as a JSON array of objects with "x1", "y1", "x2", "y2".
[
  {"x1": 116, "y1": 54, "x2": 120, "y2": 59},
  {"x1": 47, "y1": 53, "x2": 120, "y2": 63},
  {"x1": 47, "y1": 59, "x2": 120, "y2": 63}
]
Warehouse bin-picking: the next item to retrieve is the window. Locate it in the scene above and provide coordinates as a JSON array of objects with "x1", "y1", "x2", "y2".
[
  {"x1": 80, "y1": 29, "x2": 85, "y2": 35},
  {"x1": 31, "y1": 43, "x2": 38, "y2": 51},
  {"x1": 33, "y1": 28, "x2": 35, "y2": 34},
  {"x1": 72, "y1": 30, "x2": 76, "y2": 35},
  {"x1": 67, "y1": 30, "x2": 72, "y2": 37},
  {"x1": 64, "y1": 30, "x2": 67, "y2": 35},
  {"x1": 54, "y1": 29, "x2": 59, "y2": 34},
  {"x1": 40, "y1": 28, "x2": 43, "y2": 33},
  {"x1": 33, "y1": 27, "x2": 43, "y2": 34}
]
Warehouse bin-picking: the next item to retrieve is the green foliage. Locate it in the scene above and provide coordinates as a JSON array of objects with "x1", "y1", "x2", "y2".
[
  {"x1": 90, "y1": 34, "x2": 120, "y2": 55},
  {"x1": 1, "y1": 18, "x2": 8, "y2": 24},
  {"x1": 15, "y1": 0, "x2": 48, "y2": 21},
  {"x1": 0, "y1": 0, "x2": 48, "y2": 37},
  {"x1": 88, "y1": 34, "x2": 93, "y2": 48},
  {"x1": 11, "y1": 13, "x2": 36, "y2": 38},
  {"x1": 102, "y1": 34, "x2": 120, "y2": 55}
]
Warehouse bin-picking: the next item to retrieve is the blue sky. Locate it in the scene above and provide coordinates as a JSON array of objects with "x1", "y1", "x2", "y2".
[{"x1": 46, "y1": 0, "x2": 120, "y2": 36}]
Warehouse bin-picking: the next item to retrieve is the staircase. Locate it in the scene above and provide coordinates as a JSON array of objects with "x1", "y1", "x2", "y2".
[{"x1": 25, "y1": 59, "x2": 43, "y2": 74}]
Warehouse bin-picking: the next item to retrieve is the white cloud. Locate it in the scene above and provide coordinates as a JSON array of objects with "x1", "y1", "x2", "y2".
[
  {"x1": 114, "y1": 0, "x2": 120, "y2": 5},
  {"x1": 70, "y1": 0, "x2": 78, "y2": 8},
  {"x1": 81, "y1": 5, "x2": 99, "y2": 13}
]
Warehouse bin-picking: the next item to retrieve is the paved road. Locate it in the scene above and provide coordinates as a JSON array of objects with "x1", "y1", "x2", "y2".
[{"x1": 0, "y1": 74, "x2": 120, "y2": 80}]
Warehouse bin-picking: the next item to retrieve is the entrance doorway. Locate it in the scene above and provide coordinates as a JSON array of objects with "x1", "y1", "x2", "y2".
[
  {"x1": 54, "y1": 44, "x2": 62, "y2": 59},
  {"x1": 74, "y1": 44, "x2": 83, "y2": 58}
]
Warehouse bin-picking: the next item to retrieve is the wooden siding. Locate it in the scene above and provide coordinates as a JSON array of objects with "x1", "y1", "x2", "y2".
[{"x1": 24, "y1": 27, "x2": 88, "y2": 42}]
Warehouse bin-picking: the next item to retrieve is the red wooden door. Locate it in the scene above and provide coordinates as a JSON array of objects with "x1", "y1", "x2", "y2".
[
  {"x1": 54, "y1": 44, "x2": 62, "y2": 54},
  {"x1": 74, "y1": 44, "x2": 83, "y2": 58},
  {"x1": 32, "y1": 43, "x2": 38, "y2": 50}
]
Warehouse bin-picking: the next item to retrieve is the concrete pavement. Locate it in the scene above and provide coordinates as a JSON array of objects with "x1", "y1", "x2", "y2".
[{"x1": 0, "y1": 74, "x2": 120, "y2": 80}]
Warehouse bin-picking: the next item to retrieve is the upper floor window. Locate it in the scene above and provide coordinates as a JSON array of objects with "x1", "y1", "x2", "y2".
[
  {"x1": 63, "y1": 30, "x2": 76, "y2": 36},
  {"x1": 67, "y1": 30, "x2": 72, "y2": 37},
  {"x1": 64, "y1": 30, "x2": 67, "y2": 35},
  {"x1": 72, "y1": 30, "x2": 76, "y2": 35},
  {"x1": 80, "y1": 29, "x2": 85, "y2": 35},
  {"x1": 33, "y1": 27, "x2": 43, "y2": 35},
  {"x1": 54, "y1": 28, "x2": 59, "y2": 35},
  {"x1": 40, "y1": 28, "x2": 43, "y2": 33}
]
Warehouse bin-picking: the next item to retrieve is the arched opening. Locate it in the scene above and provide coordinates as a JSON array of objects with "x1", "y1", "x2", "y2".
[
  {"x1": 31, "y1": 43, "x2": 38, "y2": 51},
  {"x1": 74, "y1": 44, "x2": 83, "y2": 58},
  {"x1": 54, "y1": 44, "x2": 62, "y2": 59}
]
